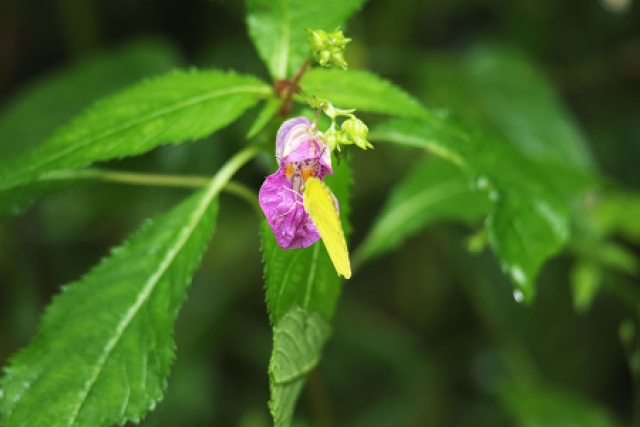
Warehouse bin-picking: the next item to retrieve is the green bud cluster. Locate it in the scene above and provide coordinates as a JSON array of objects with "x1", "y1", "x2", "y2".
[
  {"x1": 307, "y1": 28, "x2": 352, "y2": 69},
  {"x1": 310, "y1": 97, "x2": 373, "y2": 153}
]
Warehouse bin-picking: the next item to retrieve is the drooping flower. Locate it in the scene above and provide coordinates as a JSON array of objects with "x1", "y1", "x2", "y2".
[{"x1": 259, "y1": 117, "x2": 335, "y2": 249}]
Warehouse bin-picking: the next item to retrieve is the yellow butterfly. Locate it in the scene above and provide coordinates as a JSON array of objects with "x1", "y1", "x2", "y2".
[{"x1": 303, "y1": 177, "x2": 352, "y2": 279}]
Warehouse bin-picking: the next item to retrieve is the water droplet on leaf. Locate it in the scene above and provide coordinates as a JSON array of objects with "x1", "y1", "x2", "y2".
[
  {"x1": 513, "y1": 289, "x2": 524, "y2": 303},
  {"x1": 476, "y1": 176, "x2": 489, "y2": 190},
  {"x1": 511, "y1": 266, "x2": 526, "y2": 285}
]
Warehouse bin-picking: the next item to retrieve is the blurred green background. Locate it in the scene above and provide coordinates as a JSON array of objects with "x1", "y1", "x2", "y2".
[{"x1": 1, "y1": 0, "x2": 639, "y2": 426}]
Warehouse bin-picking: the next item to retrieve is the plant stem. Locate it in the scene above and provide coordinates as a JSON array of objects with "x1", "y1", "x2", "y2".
[
  {"x1": 276, "y1": 59, "x2": 311, "y2": 117},
  {"x1": 39, "y1": 164, "x2": 262, "y2": 214},
  {"x1": 200, "y1": 145, "x2": 262, "y2": 211}
]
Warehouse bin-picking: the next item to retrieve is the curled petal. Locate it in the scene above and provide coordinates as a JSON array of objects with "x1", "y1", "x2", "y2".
[
  {"x1": 284, "y1": 132, "x2": 333, "y2": 176},
  {"x1": 276, "y1": 117, "x2": 311, "y2": 161},
  {"x1": 259, "y1": 170, "x2": 320, "y2": 249}
]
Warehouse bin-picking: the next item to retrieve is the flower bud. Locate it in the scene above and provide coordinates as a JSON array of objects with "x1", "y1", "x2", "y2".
[
  {"x1": 341, "y1": 118, "x2": 373, "y2": 150},
  {"x1": 307, "y1": 27, "x2": 351, "y2": 69},
  {"x1": 317, "y1": 50, "x2": 331, "y2": 67},
  {"x1": 325, "y1": 132, "x2": 338, "y2": 152},
  {"x1": 331, "y1": 50, "x2": 348, "y2": 70},
  {"x1": 307, "y1": 29, "x2": 328, "y2": 52},
  {"x1": 327, "y1": 29, "x2": 352, "y2": 48}
]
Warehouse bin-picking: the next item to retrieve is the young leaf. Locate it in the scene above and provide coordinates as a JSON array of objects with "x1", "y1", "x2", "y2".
[
  {"x1": 261, "y1": 160, "x2": 351, "y2": 426},
  {"x1": 370, "y1": 117, "x2": 569, "y2": 301},
  {"x1": 246, "y1": 0, "x2": 367, "y2": 79},
  {"x1": 355, "y1": 156, "x2": 491, "y2": 265},
  {"x1": 0, "y1": 147, "x2": 257, "y2": 427},
  {"x1": 300, "y1": 68, "x2": 429, "y2": 118},
  {"x1": 0, "y1": 38, "x2": 182, "y2": 160},
  {"x1": 0, "y1": 70, "x2": 270, "y2": 192},
  {"x1": 269, "y1": 307, "x2": 331, "y2": 427}
]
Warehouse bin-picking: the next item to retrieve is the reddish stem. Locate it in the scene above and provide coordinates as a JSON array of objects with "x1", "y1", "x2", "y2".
[{"x1": 275, "y1": 60, "x2": 311, "y2": 117}]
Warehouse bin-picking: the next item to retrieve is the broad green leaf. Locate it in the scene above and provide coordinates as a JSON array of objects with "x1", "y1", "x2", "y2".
[
  {"x1": 261, "y1": 160, "x2": 351, "y2": 426},
  {"x1": 370, "y1": 117, "x2": 569, "y2": 301},
  {"x1": 300, "y1": 69, "x2": 429, "y2": 118},
  {"x1": 416, "y1": 46, "x2": 595, "y2": 171},
  {"x1": 0, "y1": 146, "x2": 255, "y2": 426},
  {"x1": 355, "y1": 156, "x2": 491, "y2": 264},
  {"x1": 465, "y1": 45, "x2": 595, "y2": 171},
  {"x1": 501, "y1": 383, "x2": 620, "y2": 427},
  {"x1": 246, "y1": 0, "x2": 366, "y2": 79},
  {"x1": 0, "y1": 70, "x2": 270, "y2": 192},
  {"x1": 0, "y1": 38, "x2": 182, "y2": 159},
  {"x1": 269, "y1": 308, "x2": 331, "y2": 427}
]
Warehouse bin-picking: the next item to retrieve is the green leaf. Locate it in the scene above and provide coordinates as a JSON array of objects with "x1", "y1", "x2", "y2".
[
  {"x1": 593, "y1": 191, "x2": 640, "y2": 243},
  {"x1": 370, "y1": 117, "x2": 569, "y2": 301},
  {"x1": 0, "y1": 70, "x2": 270, "y2": 192},
  {"x1": 416, "y1": 47, "x2": 595, "y2": 171},
  {"x1": 571, "y1": 261, "x2": 602, "y2": 313},
  {"x1": 300, "y1": 68, "x2": 429, "y2": 118},
  {"x1": 355, "y1": 156, "x2": 491, "y2": 264},
  {"x1": 246, "y1": 0, "x2": 366, "y2": 79},
  {"x1": 261, "y1": 160, "x2": 351, "y2": 426},
  {"x1": 0, "y1": 188, "x2": 217, "y2": 426},
  {"x1": 501, "y1": 383, "x2": 621, "y2": 427},
  {"x1": 0, "y1": 146, "x2": 258, "y2": 427},
  {"x1": 269, "y1": 308, "x2": 331, "y2": 427},
  {"x1": 247, "y1": 96, "x2": 281, "y2": 139},
  {"x1": 465, "y1": 45, "x2": 595, "y2": 171},
  {"x1": 0, "y1": 38, "x2": 182, "y2": 160}
]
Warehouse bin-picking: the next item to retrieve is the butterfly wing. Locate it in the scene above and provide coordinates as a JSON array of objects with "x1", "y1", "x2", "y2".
[{"x1": 303, "y1": 177, "x2": 352, "y2": 279}]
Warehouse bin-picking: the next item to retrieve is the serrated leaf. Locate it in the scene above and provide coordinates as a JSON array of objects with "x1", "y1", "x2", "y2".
[
  {"x1": 0, "y1": 172, "x2": 224, "y2": 426},
  {"x1": 465, "y1": 45, "x2": 595, "y2": 171},
  {"x1": 269, "y1": 308, "x2": 331, "y2": 427},
  {"x1": 270, "y1": 307, "x2": 331, "y2": 384},
  {"x1": 0, "y1": 38, "x2": 182, "y2": 160},
  {"x1": 355, "y1": 156, "x2": 491, "y2": 264},
  {"x1": 269, "y1": 378, "x2": 305, "y2": 427},
  {"x1": 261, "y1": 160, "x2": 351, "y2": 426},
  {"x1": 0, "y1": 70, "x2": 270, "y2": 192},
  {"x1": 246, "y1": 0, "x2": 366, "y2": 79},
  {"x1": 370, "y1": 117, "x2": 569, "y2": 301},
  {"x1": 300, "y1": 68, "x2": 429, "y2": 118}
]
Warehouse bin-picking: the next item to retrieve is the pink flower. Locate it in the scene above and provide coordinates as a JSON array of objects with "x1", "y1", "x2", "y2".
[{"x1": 259, "y1": 117, "x2": 335, "y2": 249}]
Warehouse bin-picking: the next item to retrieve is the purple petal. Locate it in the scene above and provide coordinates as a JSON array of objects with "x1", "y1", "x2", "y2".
[
  {"x1": 259, "y1": 169, "x2": 320, "y2": 249},
  {"x1": 283, "y1": 132, "x2": 333, "y2": 176},
  {"x1": 276, "y1": 117, "x2": 311, "y2": 161}
]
